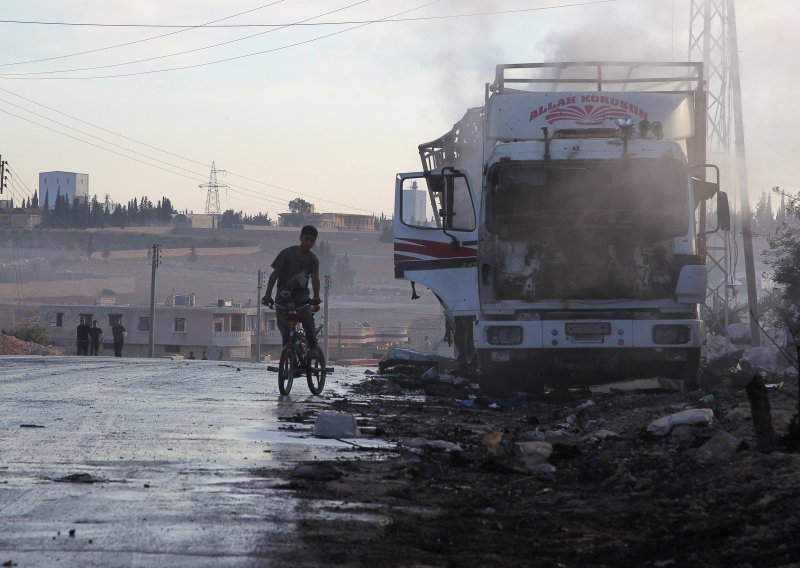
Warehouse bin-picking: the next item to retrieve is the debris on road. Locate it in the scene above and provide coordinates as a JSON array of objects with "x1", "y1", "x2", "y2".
[
  {"x1": 280, "y1": 360, "x2": 800, "y2": 566},
  {"x1": 291, "y1": 463, "x2": 344, "y2": 481},
  {"x1": 313, "y1": 412, "x2": 359, "y2": 438},
  {"x1": 378, "y1": 348, "x2": 456, "y2": 375},
  {"x1": 52, "y1": 473, "x2": 112, "y2": 484},
  {"x1": 646, "y1": 408, "x2": 715, "y2": 437}
]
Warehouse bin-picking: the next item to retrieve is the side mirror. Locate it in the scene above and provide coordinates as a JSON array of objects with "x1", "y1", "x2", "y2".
[
  {"x1": 717, "y1": 191, "x2": 731, "y2": 232},
  {"x1": 692, "y1": 177, "x2": 719, "y2": 201}
]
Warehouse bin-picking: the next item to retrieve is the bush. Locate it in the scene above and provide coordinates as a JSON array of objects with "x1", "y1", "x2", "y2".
[{"x1": 3, "y1": 326, "x2": 49, "y2": 346}]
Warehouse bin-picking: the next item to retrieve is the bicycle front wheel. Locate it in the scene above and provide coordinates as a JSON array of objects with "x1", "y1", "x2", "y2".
[
  {"x1": 278, "y1": 344, "x2": 296, "y2": 395},
  {"x1": 306, "y1": 349, "x2": 326, "y2": 395}
]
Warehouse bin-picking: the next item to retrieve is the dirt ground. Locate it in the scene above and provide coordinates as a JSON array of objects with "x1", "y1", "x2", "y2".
[
  {"x1": 273, "y1": 365, "x2": 800, "y2": 567},
  {"x1": 0, "y1": 331, "x2": 61, "y2": 355}
]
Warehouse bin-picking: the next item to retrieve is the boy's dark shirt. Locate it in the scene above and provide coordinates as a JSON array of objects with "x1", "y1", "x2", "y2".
[
  {"x1": 271, "y1": 246, "x2": 319, "y2": 292},
  {"x1": 89, "y1": 326, "x2": 103, "y2": 343},
  {"x1": 76, "y1": 323, "x2": 91, "y2": 341},
  {"x1": 112, "y1": 324, "x2": 126, "y2": 340}
]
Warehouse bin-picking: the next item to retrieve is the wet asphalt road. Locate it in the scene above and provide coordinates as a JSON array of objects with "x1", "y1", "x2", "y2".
[{"x1": 0, "y1": 356, "x2": 386, "y2": 567}]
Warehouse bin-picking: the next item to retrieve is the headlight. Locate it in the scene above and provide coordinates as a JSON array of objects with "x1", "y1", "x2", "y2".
[
  {"x1": 486, "y1": 326, "x2": 523, "y2": 345},
  {"x1": 652, "y1": 325, "x2": 692, "y2": 344}
]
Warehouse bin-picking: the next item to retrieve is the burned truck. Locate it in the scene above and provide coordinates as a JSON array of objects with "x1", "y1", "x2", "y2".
[{"x1": 393, "y1": 62, "x2": 729, "y2": 391}]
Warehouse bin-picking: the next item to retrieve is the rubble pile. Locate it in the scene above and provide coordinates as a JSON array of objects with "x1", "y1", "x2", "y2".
[
  {"x1": 279, "y1": 362, "x2": 800, "y2": 566},
  {"x1": 0, "y1": 331, "x2": 61, "y2": 356}
]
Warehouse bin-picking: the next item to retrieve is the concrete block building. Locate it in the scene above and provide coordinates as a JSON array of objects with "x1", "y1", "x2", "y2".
[{"x1": 39, "y1": 171, "x2": 89, "y2": 208}]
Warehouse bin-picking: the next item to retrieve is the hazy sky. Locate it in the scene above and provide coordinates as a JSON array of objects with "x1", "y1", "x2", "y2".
[{"x1": 0, "y1": 0, "x2": 796, "y2": 217}]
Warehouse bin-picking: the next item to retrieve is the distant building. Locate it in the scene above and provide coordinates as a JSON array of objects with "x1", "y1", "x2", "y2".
[
  {"x1": 40, "y1": 299, "x2": 282, "y2": 360},
  {"x1": 39, "y1": 171, "x2": 89, "y2": 209},
  {"x1": 278, "y1": 212, "x2": 376, "y2": 231},
  {"x1": 171, "y1": 213, "x2": 218, "y2": 229},
  {"x1": 0, "y1": 203, "x2": 41, "y2": 229},
  {"x1": 39, "y1": 297, "x2": 409, "y2": 360},
  {"x1": 402, "y1": 181, "x2": 428, "y2": 225},
  {"x1": 10, "y1": 209, "x2": 43, "y2": 229}
]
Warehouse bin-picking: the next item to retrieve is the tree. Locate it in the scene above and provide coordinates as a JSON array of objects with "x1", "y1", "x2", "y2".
[
  {"x1": 333, "y1": 252, "x2": 356, "y2": 288},
  {"x1": 378, "y1": 221, "x2": 393, "y2": 243},
  {"x1": 288, "y1": 198, "x2": 313, "y2": 215},
  {"x1": 2, "y1": 325, "x2": 48, "y2": 346},
  {"x1": 72, "y1": 196, "x2": 90, "y2": 229},
  {"x1": 219, "y1": 209, "x2": 243, "y2": 229},
  {"x1": 243, "y1": 212, "x2": 272, "y2": 226},
  {"x1": 765, "y1": 189, "x2": 800, "y2": 298},
  {"x1": 31, "y1": 192, "x2": 39, "y2": 208},
  {"x1": 754, "y1": 190, "x2": 776, "y2": 234},
  {"x1": 90, "y1": 196, "x2": 105, "y2": 228},
  {"x1": 51, "y1": 191, "x2": 68, "y2": 227},
  {"x1": 316, "y1": 240, "x2": 335, "y2": 275}
]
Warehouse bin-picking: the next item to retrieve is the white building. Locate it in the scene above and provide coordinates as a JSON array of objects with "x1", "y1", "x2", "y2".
[
  {"x1": 39, "y1": 171, "x2": 89, "y2": 208},
  {"x1": 402, "y1": 181, "x2": 428, "y2": 226}
]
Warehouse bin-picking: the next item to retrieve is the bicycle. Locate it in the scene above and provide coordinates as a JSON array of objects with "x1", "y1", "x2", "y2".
[{"x1": 275, "y1": 301, "x2": 326, "y2": 396}]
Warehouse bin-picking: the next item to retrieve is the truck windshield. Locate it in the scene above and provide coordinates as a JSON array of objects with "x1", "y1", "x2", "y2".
[{"x1": 487, "y1": 157, "x2": 689, "y2": 241}]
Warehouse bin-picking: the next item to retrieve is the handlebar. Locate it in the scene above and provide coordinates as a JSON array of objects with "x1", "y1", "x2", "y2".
[
  {"x1": 262, "y1": 295, "x2": 322, "y2": 311},
  {"x1": 269, "y1": 300, "x2": 322, "y2": 313}
]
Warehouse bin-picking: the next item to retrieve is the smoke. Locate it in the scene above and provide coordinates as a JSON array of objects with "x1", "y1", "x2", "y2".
[{"x1": 536, "y1": 3, "x2": 680, "y2": 62}]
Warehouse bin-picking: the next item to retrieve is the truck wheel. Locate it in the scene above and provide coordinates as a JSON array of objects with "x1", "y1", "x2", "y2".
[
  {"x1": 477, "y1": 353, "x2": 518, "y2": 397},
  {"x1": 681, "y1": 361, "x2": 701, "y2": 390},
  {"x1": 454, "y1": 316, "x2": 477, "y2": 377}
]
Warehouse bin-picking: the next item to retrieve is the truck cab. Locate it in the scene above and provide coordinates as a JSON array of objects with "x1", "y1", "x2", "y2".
[{"x1": 394, "y1": 62, "x2": 729, "y2": 391}]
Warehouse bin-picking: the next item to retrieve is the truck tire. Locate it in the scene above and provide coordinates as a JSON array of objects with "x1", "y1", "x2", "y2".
[
  {"x1": 476, "y1": 352, "x2": 528, "y2": 397},
  {"x1": 454, "y1": 316, "x2": 477, "y2": 377}
]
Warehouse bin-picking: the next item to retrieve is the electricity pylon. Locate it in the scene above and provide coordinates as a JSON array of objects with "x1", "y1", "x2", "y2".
[
  {"x1": 689, "y1": 0, "x2": 760, "y2": 346},
  {"x1": 199, "y1": 162, "x2": 228, "y2": 216}
]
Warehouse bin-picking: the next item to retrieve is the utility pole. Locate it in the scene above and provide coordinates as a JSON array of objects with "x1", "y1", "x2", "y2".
[
  {"x1": 0, "y1": 156, "x2": 6, "y2": 194},
  {"x1": 726, "y1": 0, "x2": 760, "y2": 346},
  {"x1": 256, "y1": 269, "x2": 264, "y2": 362},
  {"x1": 148, "y1": 244, "x2": 161, "y2": 358},
  {"x1": 323, "y1": 274, "x2": 331, "y2": 362}
]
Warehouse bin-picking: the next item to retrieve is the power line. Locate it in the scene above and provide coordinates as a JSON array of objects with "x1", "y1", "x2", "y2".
[
  {"x1": 0, "y1": 0, "x2": 290, "y2": 68},
  {"x1": 0, "y1": 2, "x2": 616, "y2": 29},
  {"x1": 0, "y1": 90, "x2": 375, "y2": 213},
  {"x1": 3, "y1": 178, "x2": 23, "y2": 203},
  {"x1": 0, "y1": 0, "x2": 612, "y2": 80},
  {"x1": 5, "y1": 165, "x2": 35, "y2": 196},
  {"x1": 0, "y1": 102, "x2": 373, "y2": 214},
  {"x1": 0, "y1": 0, "x2": 371, "y2": 77},
  {"x1": 5, "y1": 178, "x2": 28, "y2": 202}
]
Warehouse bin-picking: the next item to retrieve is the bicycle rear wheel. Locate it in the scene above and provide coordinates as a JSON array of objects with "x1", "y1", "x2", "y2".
[
  {"x1": 278, "y1": 344, "x2": 296, "y2": 395},
  {"x1": 306, "y1": 349, "x2": 326, "y2": 395}
]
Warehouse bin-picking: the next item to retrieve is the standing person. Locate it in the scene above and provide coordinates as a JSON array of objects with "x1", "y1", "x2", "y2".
[
  {"x1": 262, "y1": 225, "x2": 321, "y2": 352},
  {"x1": 89, "y1": 320, "x2": 104, "y2": 356},
  {"x1": 76, "y1": 318, "x2": 91, "y2": 356},
  {"x1": 111, "y1": 317, "x2": 127, "y2": 357}
]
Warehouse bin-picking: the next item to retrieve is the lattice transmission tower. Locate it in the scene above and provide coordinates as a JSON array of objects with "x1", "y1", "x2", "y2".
[
  {"x1": 199, "y1": 162, "x2": 228, "y2": 216},
  {"x1": 689, "y1": 0, "x2": 760, "y2": 346}
]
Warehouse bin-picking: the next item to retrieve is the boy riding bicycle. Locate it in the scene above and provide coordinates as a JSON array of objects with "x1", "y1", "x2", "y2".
[{"x1": 262, "y1": 225, "x2": 321, "y2": 352}]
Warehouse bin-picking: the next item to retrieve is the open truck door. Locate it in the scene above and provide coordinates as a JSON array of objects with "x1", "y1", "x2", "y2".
[{"x1": 393, "y1": 168, "x2": 479, "y2": 316}]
